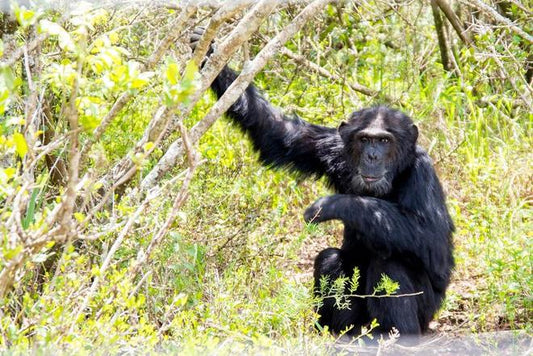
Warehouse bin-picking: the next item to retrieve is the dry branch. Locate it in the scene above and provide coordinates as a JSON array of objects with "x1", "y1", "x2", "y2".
[
  {"x1": 191, "y1": 2, "x2": 250, "y2": 65},
  {"x1": 463, "y1": 0, "x2": 533, "y2": 44},
  {"x1": 279, "y1": 47, "x2": 392, "y2": 100},
  {"x1": 430, "y1": 0, "x2": 451, "y2": 72},
  {"x1": 434, "y1": 0, "x2": 473, "y2": 45}
]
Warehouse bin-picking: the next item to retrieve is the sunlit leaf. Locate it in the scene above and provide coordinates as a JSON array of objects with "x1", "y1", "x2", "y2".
[
  {"x1": 13, "y1": 132, "x2": 28, "y2": 158},
  {"x1": 74, "y1": 212, "x2": 85, "y2": 222},
  {"x1": 15, "y1": 6, "x2": 37, "y2": 28},
  {"x1": 183, "y1": 60, "x2": 198, "y2": 82},
  {"x1": 39, "y1": 19, "x2": 65, "y2": 35},
  {"x1": 3, "y1": 245, "x2": 23, "y2": 260},
  {"x1": 143, "y1": 142, "x2": 154, "y2": 152},
  {"x1": 166, "y1": 62, "x2": 180, "y2": 85}
]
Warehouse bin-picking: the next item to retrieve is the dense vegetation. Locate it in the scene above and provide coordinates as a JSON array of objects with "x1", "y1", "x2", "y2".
[{"x1": 0, "y1": 0, "x2": 531, "y2": 353}]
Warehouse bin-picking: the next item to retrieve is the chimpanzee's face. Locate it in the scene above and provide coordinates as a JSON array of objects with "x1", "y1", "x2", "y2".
[{"x1": 339, "y1": 106, "x2": 418, "y2": 196}]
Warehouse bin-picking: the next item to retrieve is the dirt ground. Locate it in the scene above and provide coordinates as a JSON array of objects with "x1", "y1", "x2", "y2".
[{"x1": 336, "y1": 331, "x2": 532, "y2": 355}]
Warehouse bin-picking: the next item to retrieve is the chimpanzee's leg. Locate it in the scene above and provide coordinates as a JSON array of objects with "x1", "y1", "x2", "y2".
[
  {"x1": 314, "y1": 248, "x2": 368, "y2": 335},
  {"x1": 365, "y1": 259, "x2": 430, "y2": 336}
]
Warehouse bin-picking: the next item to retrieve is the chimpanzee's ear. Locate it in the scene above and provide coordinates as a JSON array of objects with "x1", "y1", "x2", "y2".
[
  {"x1": 338, "y1": 121, "x2": 352, "y2": 143},
  {"x1": 338, "y1": 121, "x2": 348, "y2": 131},
  {"x1": 411, "y1": 124, "x2": 419, "y2": 142}
]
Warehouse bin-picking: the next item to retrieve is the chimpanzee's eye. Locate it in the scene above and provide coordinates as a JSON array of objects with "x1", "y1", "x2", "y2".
[
  {"x1": 380, "y1": 138, "x2": 390, "y2": 143},
  {"x1": 360, "y1": 137, "x2": 369, "y2": 143}
]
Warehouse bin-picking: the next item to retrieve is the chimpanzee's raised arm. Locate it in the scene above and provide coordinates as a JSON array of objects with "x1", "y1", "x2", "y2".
[
  {"x1": 211, "y1": 65, "x2": 344, "y2": 179},
  {"x1": 191, "y1": 28, "x2": 345, "y2": 180}
]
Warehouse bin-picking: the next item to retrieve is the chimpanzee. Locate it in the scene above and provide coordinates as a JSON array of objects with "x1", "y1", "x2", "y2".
[{"x1": 191, "y1": 28, "x2": 454, "y2": 337}]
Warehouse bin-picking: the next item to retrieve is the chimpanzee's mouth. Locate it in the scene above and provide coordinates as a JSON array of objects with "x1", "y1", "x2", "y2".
[{"x1": 362, "y1": 175, "x2": 382, "y2": 183}]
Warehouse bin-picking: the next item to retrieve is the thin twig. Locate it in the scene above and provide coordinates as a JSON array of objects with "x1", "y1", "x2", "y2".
[
  {"x1": 321, "y1": 291, "x2": 424, "y2": 300},
  {"x1": 280, "y1": 47, "x2": 394, "y2": 101}
]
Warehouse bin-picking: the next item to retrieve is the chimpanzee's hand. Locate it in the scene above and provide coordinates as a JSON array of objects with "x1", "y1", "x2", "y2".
[
  {"x1": 189, "y1": 27, "x2": 205, "y2": 52},
  {"x1": 190, "y1": 27, "x2": 215, "y2": 58},
  {"x1": 304, "y1": 195, "x2": 354, "y2": 224},
  {"x1": 304, "y1": 196, "x2": 331, "y2": 224}
]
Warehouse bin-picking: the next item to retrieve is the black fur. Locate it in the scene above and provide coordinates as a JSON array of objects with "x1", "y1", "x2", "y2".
[{"x1": 206, "y1": 61, "x2": 454, "y2": 336}]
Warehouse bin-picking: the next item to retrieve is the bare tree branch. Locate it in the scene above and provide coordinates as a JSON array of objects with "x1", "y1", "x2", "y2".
[
  {"x1": 430, "y1": 0, "x2": 452, "y2": 72},
  {"x1": 192, "y1": 2, "x2": 250, "y2": 66},
  {"x1": 434, "y1": 0, "x2": 473, "y2": 45},
  {"x1": 463, "y1": 0, "x2": 533, "y2": 44},
  {"x1": 279, "y1": 47, "x2": 394, "y2": 101}
]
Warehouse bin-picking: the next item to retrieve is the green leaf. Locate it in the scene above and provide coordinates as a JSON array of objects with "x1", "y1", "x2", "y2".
[
  {"x1": 142, "y1": 142, "x2": 154, "y2": 152},
  {"x1": 79, "y1": 115, "x2": 101, "y2": 132},
  {"x1": 349, "y1": 267, "x2": 360, "y2": 293},
  {"x1": 15, "y1": 6, "x2": 37, "y2": 28},
  {"x1": 39, "y1": 19, "x2": 76, "y2": 52},
  {"x1": 129, "y1": 71, "x2": 154, "y2": 90},
  {"x1": 183, "y1": 60, "x2": 198, "y2": 82},
  {"x1": 13, "y1": 132, "x2": 28, "y2": 158},
  {"x1": 0, "y1": 66, "x2": 22, "y2": 92},
  {"x1": 166, "y1": 62, "x2": 180, "y2": 85},
  {"x1": 22, "y1": 188, "x2": 39, "y2": 229},
  {"x1": 129, "y1": 78, "x2": 147, "y2": 89},
  {"x1": 0, "y1": 89, "x2": 8, "y2": 115},
  {"x1": 3, "y1": 245, "x2": 23, "y2": 260},
  {"x1": 373, "y1": 273, "x2": 400, "y2": 295},
  {"x1": 74, "y1": 212, "x2": 85, "y2": 223}
]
